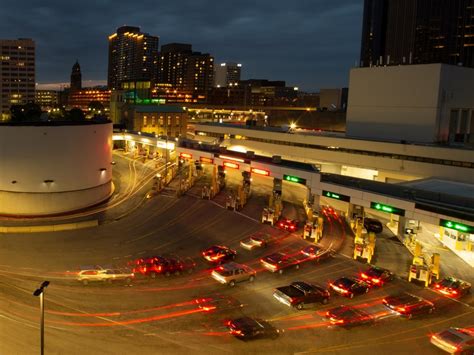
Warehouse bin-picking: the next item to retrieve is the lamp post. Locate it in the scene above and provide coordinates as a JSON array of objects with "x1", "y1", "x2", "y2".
[{"x1": 33, "y1": 281, "x2": 50, "y2": 355}]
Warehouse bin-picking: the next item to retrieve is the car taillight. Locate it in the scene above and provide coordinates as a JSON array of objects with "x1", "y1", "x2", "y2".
[
  {"x1": 361, "y1": 273, "x2": 368, "y2": 279},
  {"x1": 279, "y1": 222, "x2": 284, "y2": 227},
  {"x1": 372, "y1": 278, "x2": 381, "y2": 284},
  {"x1": 435, "y1": 284, "x2": 440, "y2": 288},
  {"x1": 131, "y1": 273, "x2": 135, "y2": 277},
  {"x1": 158, "y1": 266, "x2": 162, "y2": 271},
  {"x1": 397, "y1": 307, "x2": 406, "y2": 313},
  {"x1": 290, "y1": 225, "x2": 295, "y2": 229}
]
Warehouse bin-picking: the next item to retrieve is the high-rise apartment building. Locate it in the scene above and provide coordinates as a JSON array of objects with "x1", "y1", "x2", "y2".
[
  {"x1": 0, "y1": 38, "x2": 35, "y2": 120},
  {"x1": 107, "y1": 26, "x2": 159, "y2": 90},
  {"x1": 159, "y1": 43, "x2": 193, "y2": 90},
  {"x1": 360, "y1": 0, "x2": 474, "y2": 67},
  {"x1": 70, "y1": 60, "x2": 82, "y2": 92},
  {"x1": 184, "y1": 52, "x2": 214, "y2": 95},
  {"x1": 159, "y1": 43, "x2": 214, "y2": 95},
  {"x1": 214, "y1": 62, "x2": 242, "y2": 87}
]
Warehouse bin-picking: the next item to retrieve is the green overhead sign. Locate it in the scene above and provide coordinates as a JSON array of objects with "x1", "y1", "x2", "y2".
[
  {"x1": 440, "y1": 219, "x2": 474, "y2": 234},
  {"x1": 370, "y1": 202, "x2": 405, "y2": 216},
  {"x1": 283, "y1": 174, "x2": 306, "y2": 185},
  {"x1": 323, "y1": 190, "x2": 350, "y2": 202}
]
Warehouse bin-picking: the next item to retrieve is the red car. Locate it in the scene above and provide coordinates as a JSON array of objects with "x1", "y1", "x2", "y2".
[
  {"x1": 432, "y1": 277, "x2": 471, "y2": 298},
  {"x1": 325, "y1": 305, "x2": 374, "y2": 327},
  {"x1": 202, "y1": 245, "x2": 236, "y2": 264},
  {"x1": 382, "y1": 293, "x2": 435, "y2": 319},
  {"x1": 359, "y1": 266, "x2": 394, "y2": 286},
  {"x1": 277, "y1": 218, "x2": 298, "y2": 232}
]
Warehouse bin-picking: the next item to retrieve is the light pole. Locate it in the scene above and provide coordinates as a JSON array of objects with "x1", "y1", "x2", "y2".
[{"x1": 33, "y1": 281, "x2": 50, "y2": 355}]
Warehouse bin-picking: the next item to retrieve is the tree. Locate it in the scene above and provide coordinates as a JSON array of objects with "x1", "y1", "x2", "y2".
[
  {"x1": 66, "y1": 108, "x2": 85, "y2": 121},
  {"x1": 88, "y1": 101, "x2": 104, "y2": 113},
  {"x1": 10, "y1": 103, "x2": 42, "y2": 122}
]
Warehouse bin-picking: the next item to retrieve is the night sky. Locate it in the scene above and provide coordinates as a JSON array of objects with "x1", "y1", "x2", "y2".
[{"x1": 0, "y1": 0, "x2": 363, "y2": 91}]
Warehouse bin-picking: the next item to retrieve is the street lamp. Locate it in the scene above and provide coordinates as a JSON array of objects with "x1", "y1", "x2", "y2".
[{"x1": 33, "y1": 281, "x2": 50, "y2": 355}]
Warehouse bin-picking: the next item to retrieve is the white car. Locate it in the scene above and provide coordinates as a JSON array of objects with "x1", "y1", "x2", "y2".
[
  {"x1": 431, "y1": 327, "x2": 474, "y2": 354},
  {"x1": 240, "y1": 232, "x2": 274, "y2": 250},
  {"x1": 77, "y1": 268, "x2": 134, "y2": 285}
]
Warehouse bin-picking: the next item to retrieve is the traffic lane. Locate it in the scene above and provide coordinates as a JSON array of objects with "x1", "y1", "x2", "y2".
[{"x1": 2, "y1": 249, "x2": 472, "y2": 354}]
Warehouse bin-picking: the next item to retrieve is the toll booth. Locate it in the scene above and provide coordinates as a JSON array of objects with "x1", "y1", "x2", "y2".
[
  {"x1": 352, "y1": 218, "x2": 376, "y2": 263},
  {"x1": 226, "y1": 190, "x2": 238, "y2": 211},
  {"x1": 303, "y1": 198, "x2": 323, "y2": 242},
  {"x1": 261, "y1": 178, "x2": 283, "y2": 225},
  {"x1": 408, "y1": 243, "x2": 440, "y2": 287}
]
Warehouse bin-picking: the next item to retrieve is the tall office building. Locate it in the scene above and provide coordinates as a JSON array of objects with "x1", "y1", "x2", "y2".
[
  {"x1": 360, "y1": 0, "x2": 474, "y2": 67},
  {"x1": 0, "y1": 38, "x2": 35, "y2": 120},
  {"x1": 70, "y1": 60, "x2": 82, "y2": 92},
  {"x1": 214, "y1": 62, "x2": 242, "y2": 87},
  {"x1": 107, "y1": 26, "x2": 159, "y2": 90},
  {"x1": 159, "y1": 43, "x2": 193, "y2": 89}
]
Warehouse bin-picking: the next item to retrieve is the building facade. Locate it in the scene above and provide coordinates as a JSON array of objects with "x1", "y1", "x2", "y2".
[
  {"x1": 159, "y1": 43, "x2": 193, "y2": 90},
  {"x1": 214, "y1": 62, "x2": 242, "y2": 87},
  {"x1": 35, "y1": 90, "x2": 59, "y2": 110},
  {"x1": 107, "y1": 26, "x2": 159, "y2": 90},
  {"x1": 0, "y1": 38, "x2": 35, "y2": 120},
  {"x1": 360, "y1": 0, "x2": 474, "y2": 68},
  {"x1": 184, "y1": 52, "x2": 214, "y2": 95},
  {"x1": 346, "y1": 63, "x2": 474, "y2": 145},
  {"x1": 130, "y1": 105, "x2": 188, "y2": 138},
  {"x1": 67, "y1": 88, "x2": 111, "y2": 112},
  {"x1": 0, "y1": 121, "x2": 113, "y2": 216}
]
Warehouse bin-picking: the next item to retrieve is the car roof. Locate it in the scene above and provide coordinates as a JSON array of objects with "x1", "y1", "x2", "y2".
[
  {"x1": 232, "y1": 317, "x2": 262, "y2": 328},
  {"x1": 220, "y1": 262, "x2": 246, "y2": 270},
  {"x1": 386, "y1": 293, "x2": 422, "y2": 304},
  {"x1": 334, "y1": 277, "x2": 357, "y2": 286}
]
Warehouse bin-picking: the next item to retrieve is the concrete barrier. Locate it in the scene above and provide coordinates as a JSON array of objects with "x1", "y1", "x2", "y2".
[{"x1": 0, "y1": 219, "x2": 98, "y2": 234}]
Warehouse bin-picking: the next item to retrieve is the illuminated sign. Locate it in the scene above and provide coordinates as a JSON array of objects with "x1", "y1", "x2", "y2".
[
  {"x1": 218, "y1": 155, "x2": 245, "y2": 163},
  {"x1": 200, "y1": 157, "x2": 214, "y2": 164},
  {"x1": 251, "y1": 168, "x2": 270, "y2": 176},
  {"x1": 283, "y1": 174, "x2": 306, "y2": 185},
  {"x1": 223, "y1": 161, "x2": 239, "y2": 169},
  {"x1": 370, "y1": 202, "x2": 405, "y2": 216},
  {"x1": 323, "y1": 190, "x2": 350, "y2": 202},
  {"x1": 440, "y1": 219, "x2": 474, "y2": 234},
  {"x1": 179, "y1": 153, "x2": 192, "y2": 159}
]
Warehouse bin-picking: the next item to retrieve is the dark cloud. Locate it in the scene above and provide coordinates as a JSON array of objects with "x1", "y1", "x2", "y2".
[{"x1": 0, "y1": 0, "x2": 363, "y2": 91}]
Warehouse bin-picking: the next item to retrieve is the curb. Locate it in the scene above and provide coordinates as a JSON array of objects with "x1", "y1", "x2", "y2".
[{"x1": 0, "y1": 219, "x2": 98, "y2": 234}]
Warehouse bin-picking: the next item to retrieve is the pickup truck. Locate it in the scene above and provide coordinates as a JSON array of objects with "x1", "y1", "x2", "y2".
[{"x1": 273, "y1": 281, "x2": 330, "y2": 310}]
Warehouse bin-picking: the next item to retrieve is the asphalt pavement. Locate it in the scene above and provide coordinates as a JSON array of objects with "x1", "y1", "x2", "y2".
[{"x1": 0, "y1": 159, "x2": 473, "y2": 355}]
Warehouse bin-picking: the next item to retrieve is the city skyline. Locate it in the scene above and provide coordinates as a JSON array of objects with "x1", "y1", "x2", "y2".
[{"x1": 0, "y1": 0, "x2": 363, "y2": 91}]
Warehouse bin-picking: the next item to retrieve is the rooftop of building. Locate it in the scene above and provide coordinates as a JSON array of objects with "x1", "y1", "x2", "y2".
[
  {"x1": 0, "y1": 119, "x2": 111, "y2": 126},
  {"x1": 399, "y1": 178, "x2": 474, "y2": 200},
  {"x1": 196, "y1": 122, "x2": 473, "y2": 151},
  {"x1": 133, "y1": 104, "x2": 186, "y2": 113}
]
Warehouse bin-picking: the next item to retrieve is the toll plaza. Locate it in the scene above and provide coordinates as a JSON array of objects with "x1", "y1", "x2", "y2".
[
  {"x1": 175, "y1": 142, "x2": 474, "y2": 280},
  {"x1": 111, "y1": 131, "x2": 474, "y2": 280}
]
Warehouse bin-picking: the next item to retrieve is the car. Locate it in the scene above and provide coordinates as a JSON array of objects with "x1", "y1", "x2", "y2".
[
  {"x1": 329, "y1": 277, "x2": 370, "y2": 298},
  {"x1": 277, "y1": 218, "x2": 298, "y2": 232},
  {"x1": 432, "y1": 277, "x2": 471, "y2": 298},
  {"x1": 202, "y1": 245, "x2": 236, "y2": 264},
  {"x1": 211, "y1": 262, "x2": 256, "y2": 287},
  {"x1": 300, "y1": 245, "x2": 333, "y2": 262},
  {"x1": 195, "y1": 294, "x2": 244, "y2": 313},
  {"x1": 77, "y1": 268, "x2": 134, "y2": 286},
  {"x1": 364, "y1": 218, "x2": 383, "y2": 233},
  {"x1": 325, "y1": 305, "x2": 374, "y2": 327},
  {"x1": 227, "y1": 317, "x2": 280, "y2": 340},
  {"x1": 382, "y1": 293, "x2": 435, "y2": 319},
  {"x1": 273, "y1": 281, "x2": 330, "y2": 310},
  {"x1": 430, "y1": 327, "x2": 474, "y2": 354},
  {"x1": 260, "y1": 252, "x2": 300, "y2": 274},
  {"x1": 240, "y1": 232, "x2": 274, "y2": 250},
  {"x1": 132, "y1": 255, "x2": 196, "y2": 278},
  {"x1": 359, "y1": 266, "x2": 394, "y2": 286}
]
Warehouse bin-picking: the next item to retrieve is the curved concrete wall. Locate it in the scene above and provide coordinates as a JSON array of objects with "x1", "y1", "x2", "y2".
[{"x1": 0, "y1": 122, "x2": 113, "y2": 215}]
